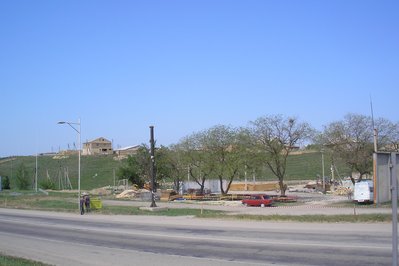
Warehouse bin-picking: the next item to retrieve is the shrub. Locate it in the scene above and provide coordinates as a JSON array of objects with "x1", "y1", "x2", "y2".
[
  {"x1": 2, "y1": 176, "x2": 10, "y2": 189},
  {"x1": 40, "y1": 179, "x2": 56, "y2": 190},
  {"x1": 16, "y1": 163, "x2": 31, "y2": 190}
]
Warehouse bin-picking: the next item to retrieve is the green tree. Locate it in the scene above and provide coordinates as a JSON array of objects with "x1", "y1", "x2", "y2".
[
  {"x1": 234, "y1": 127, "x2": 265, "y2": 185},
  {"x1": 249, "y1": 115, "x2": 314, "y2": 196},
  {"x1": 117, "y1": 154, "x2": 145, "y2": 188},
  {"x1": 2, "y1": 176, "x2": 10, "y2": 189},
  {"x1": 175, "y1": 132, "x2": 215, "y2": 195},
  {"x1": 116, "y1": 145, "x2": 151, "y2": 188},
  {"x1": 16, "y1": 163, "x2": 30, "y2": 190},
  {"x1": 157, "y1": 145, "x2": 186, "y2": 192},
  {"x1": 202, "y1": 125, "x2": 243, "y2": 195}
]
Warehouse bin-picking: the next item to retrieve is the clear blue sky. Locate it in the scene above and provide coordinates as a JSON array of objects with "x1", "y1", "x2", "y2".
[{"x1": 1, "y1": 0, "x2": 398, "y2": 157}]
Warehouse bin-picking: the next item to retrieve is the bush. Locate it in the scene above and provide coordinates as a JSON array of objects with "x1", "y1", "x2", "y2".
[
  {"x1": 40, "y1": 179, "x2": 55, "y2": 190},
  {"x1": 2, "y1": 176, "x2": 10, "y2": 189},
  {"x1": 117, "y1": 155, "x2": 145, "y2": 188}
]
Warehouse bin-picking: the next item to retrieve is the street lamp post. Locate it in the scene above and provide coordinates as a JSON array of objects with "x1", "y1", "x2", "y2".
[{"x1": 58, "y1": 119, "x2": 81, "y2": 212}]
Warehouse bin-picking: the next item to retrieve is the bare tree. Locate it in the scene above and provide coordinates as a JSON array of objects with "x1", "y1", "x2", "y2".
[
  {"x1": 321, "y1": 113, "x2": 399, "y2": 183},
  {"x1": 374, "y1": 118, "x2": 399, "y2": 152},
  {"x1": 249, "y1": 115, "x2": 313, "y2": 196}
]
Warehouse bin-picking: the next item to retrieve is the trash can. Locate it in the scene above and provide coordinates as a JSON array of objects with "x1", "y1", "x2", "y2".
[{"x1": 90, "y1": 198, "x2": 102, "y2": 210}]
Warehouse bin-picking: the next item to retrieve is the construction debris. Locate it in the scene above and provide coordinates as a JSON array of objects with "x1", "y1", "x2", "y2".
[
  {"x1": 333, "y1": 186, "x2": 352, "y2": 196},
  {"x1": 271, "y1": 195, "x2": 298, "y2": 202},
  {"x1": 115, "y1": 189, "x2": 137, "y2": 199},
  {"x1": 115, "y1": 188, "x2": 149, "y2": 199},
  {"x1": 90, "y1": 187, "x2": 113, "y2": 196}
]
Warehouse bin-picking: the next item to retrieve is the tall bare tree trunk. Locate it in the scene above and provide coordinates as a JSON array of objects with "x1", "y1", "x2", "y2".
[{"x1": 279, "y1": 179, "x2": 287, "y2": 196}]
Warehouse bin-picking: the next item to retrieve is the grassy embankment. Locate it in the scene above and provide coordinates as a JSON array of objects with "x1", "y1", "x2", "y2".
[
  {"x1": 0, "y1": 151, "x2": 351, "y2": 191},
  {"x1": 0, "y1": 253, "x2": 51, "y2": 266},
  {"x1": 0, "y1": 155, "x2": 123, "y2": 190}
]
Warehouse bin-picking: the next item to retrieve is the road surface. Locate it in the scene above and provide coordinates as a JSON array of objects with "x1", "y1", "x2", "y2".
[{"x1": 0, "y1": 208, "x2": 394, "y2": 266}]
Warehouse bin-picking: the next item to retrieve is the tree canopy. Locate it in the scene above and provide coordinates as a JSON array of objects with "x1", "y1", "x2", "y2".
[
  {"x1": 116, "y1": 113, "x2": 398, "y2": 195},
  {"x1": 320, "y1": 113, "x2": 399, "y2": 183}
]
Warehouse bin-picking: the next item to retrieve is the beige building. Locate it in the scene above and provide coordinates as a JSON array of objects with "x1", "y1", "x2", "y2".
[
  {"x1": 114, "y1": 145, "x2": 141, "y2": 157},
  {"x1": 82, "y1": 137, "x2": 113, "y2": 155}
]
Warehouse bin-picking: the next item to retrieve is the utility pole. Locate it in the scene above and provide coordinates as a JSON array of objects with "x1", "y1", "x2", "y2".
[
  {"x1": 35, "y1": 152, "x2": 38, "y2": 192},
  {"x1": 390, "y1": 153, "x2": 397, "y2": 266},
  {"x1": 321, "y1": 149, "x2": 325, "y2": 193},
  {"x1": 370, "y1": 96, "x2": 378, "y2": 204},
  {"x1": 149, "y1": 126, "x2": 157, "y2": 208}
]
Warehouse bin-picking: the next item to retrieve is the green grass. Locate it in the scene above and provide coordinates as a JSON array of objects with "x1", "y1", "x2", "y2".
[
  {"x1": 97, "y1": 206, "x2": 224, "y2": 217},
  {"x1": 326, "y1": 198, "x2": 398, "y2": 208},
  {"x1": 260, "y1": 151, "x2": 350, "y2": 181},
  {"x1": 0, "y1": 155, "x2": 123, "y2": 191},
  {"x1": 229, "y1": 213, "x2": 393, "y2": 223},
  {"x1": 0, "y1": 151, "x2": 352, "y2": 191},
  {"x1": 0, "y1": 191, "x2": 77, "y2": 212},
  {"x1": 0, "y1": 191, "x2": 223, "y2": 217},
  {"x1": 0, "y1": 253, "x2": 51, "y2": 266}
]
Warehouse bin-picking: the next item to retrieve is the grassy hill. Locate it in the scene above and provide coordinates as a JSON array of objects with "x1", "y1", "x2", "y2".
[
  {"x1": 284, "y1": 151, "x2": 350, "y2": 180},
  {"x1": 0, "y1": 151, "x2": 351, "y2": 190},
  {"x1": 0, "y1": 154, "x2": 124, "y2": 190}
]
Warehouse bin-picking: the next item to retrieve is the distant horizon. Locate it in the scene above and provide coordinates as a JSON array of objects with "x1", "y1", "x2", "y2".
[{"x1": 1, "y1": 110, "x2": 394, "y2": 158}]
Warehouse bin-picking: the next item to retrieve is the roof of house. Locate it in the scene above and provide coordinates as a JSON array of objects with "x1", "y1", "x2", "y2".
[
  {"x1": 84, "y1": 137, "x2": 112, "y2": 144},
  {"x1": 115, "y1": 145, "x2": 141, "y2": 151}
]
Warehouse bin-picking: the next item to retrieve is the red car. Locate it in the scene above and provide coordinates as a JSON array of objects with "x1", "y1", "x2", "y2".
[{"x1": 242, "y1": 194, "x2": 273, "y2": 207}]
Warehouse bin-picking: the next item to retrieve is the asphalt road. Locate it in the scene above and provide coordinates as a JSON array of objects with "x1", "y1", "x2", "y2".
[{"x1": 0, "y1": 208, "x2": 394, "y2": 266}]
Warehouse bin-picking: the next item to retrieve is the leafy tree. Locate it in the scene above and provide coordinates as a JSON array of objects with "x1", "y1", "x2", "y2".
[
  {"x1": 16, "y1": 163, "x2": 30, "y2": 190},
  {"x1": 235, "y1": 127, "x2": 265, "y2": 183},
  {"x1": 158, "y1": 145, "x2": 187, "y2": 192},
  {"x1": 117, "y1": 155, "x2": 145, "y2": 188},
  {"x1": 249, "y1": 115, "x2": 314, "y2": 196},
  {"x1": 175, "y1": 132, "x2": 215, "y2": 195},
  {"x1": 202, "y1": 125, "x2": 243, "y2": 194},
  {"x1": 117, "y1": 145, "x2": 151, "y2": 188}
]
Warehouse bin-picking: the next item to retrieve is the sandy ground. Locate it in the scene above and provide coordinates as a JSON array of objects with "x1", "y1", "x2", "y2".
[{"x1": 103, "y1": 188, "x2": 395, "y2": 216}]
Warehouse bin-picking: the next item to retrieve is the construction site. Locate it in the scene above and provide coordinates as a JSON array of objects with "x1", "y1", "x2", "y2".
[{"x1": 83, "y1": 177, "x2": 359, "y2": 211}]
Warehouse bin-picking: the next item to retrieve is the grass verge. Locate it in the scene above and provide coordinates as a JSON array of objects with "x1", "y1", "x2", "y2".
[
  {"x1": 0, "y1": 253, "x2": 51, "y2": 266},
  {"x1": 228, "y1": 213, "x2": 392, "y2": 223}
]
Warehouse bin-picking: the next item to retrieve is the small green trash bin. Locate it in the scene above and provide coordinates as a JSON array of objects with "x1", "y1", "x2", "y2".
[{"x1": 90, "y1": 198, "x2": 102, "y2": 210}]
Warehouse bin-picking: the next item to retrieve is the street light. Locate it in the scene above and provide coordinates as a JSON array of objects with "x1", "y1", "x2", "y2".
[{"x1": 58, "y1": 119, "x2": 81, "y2": 212}]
